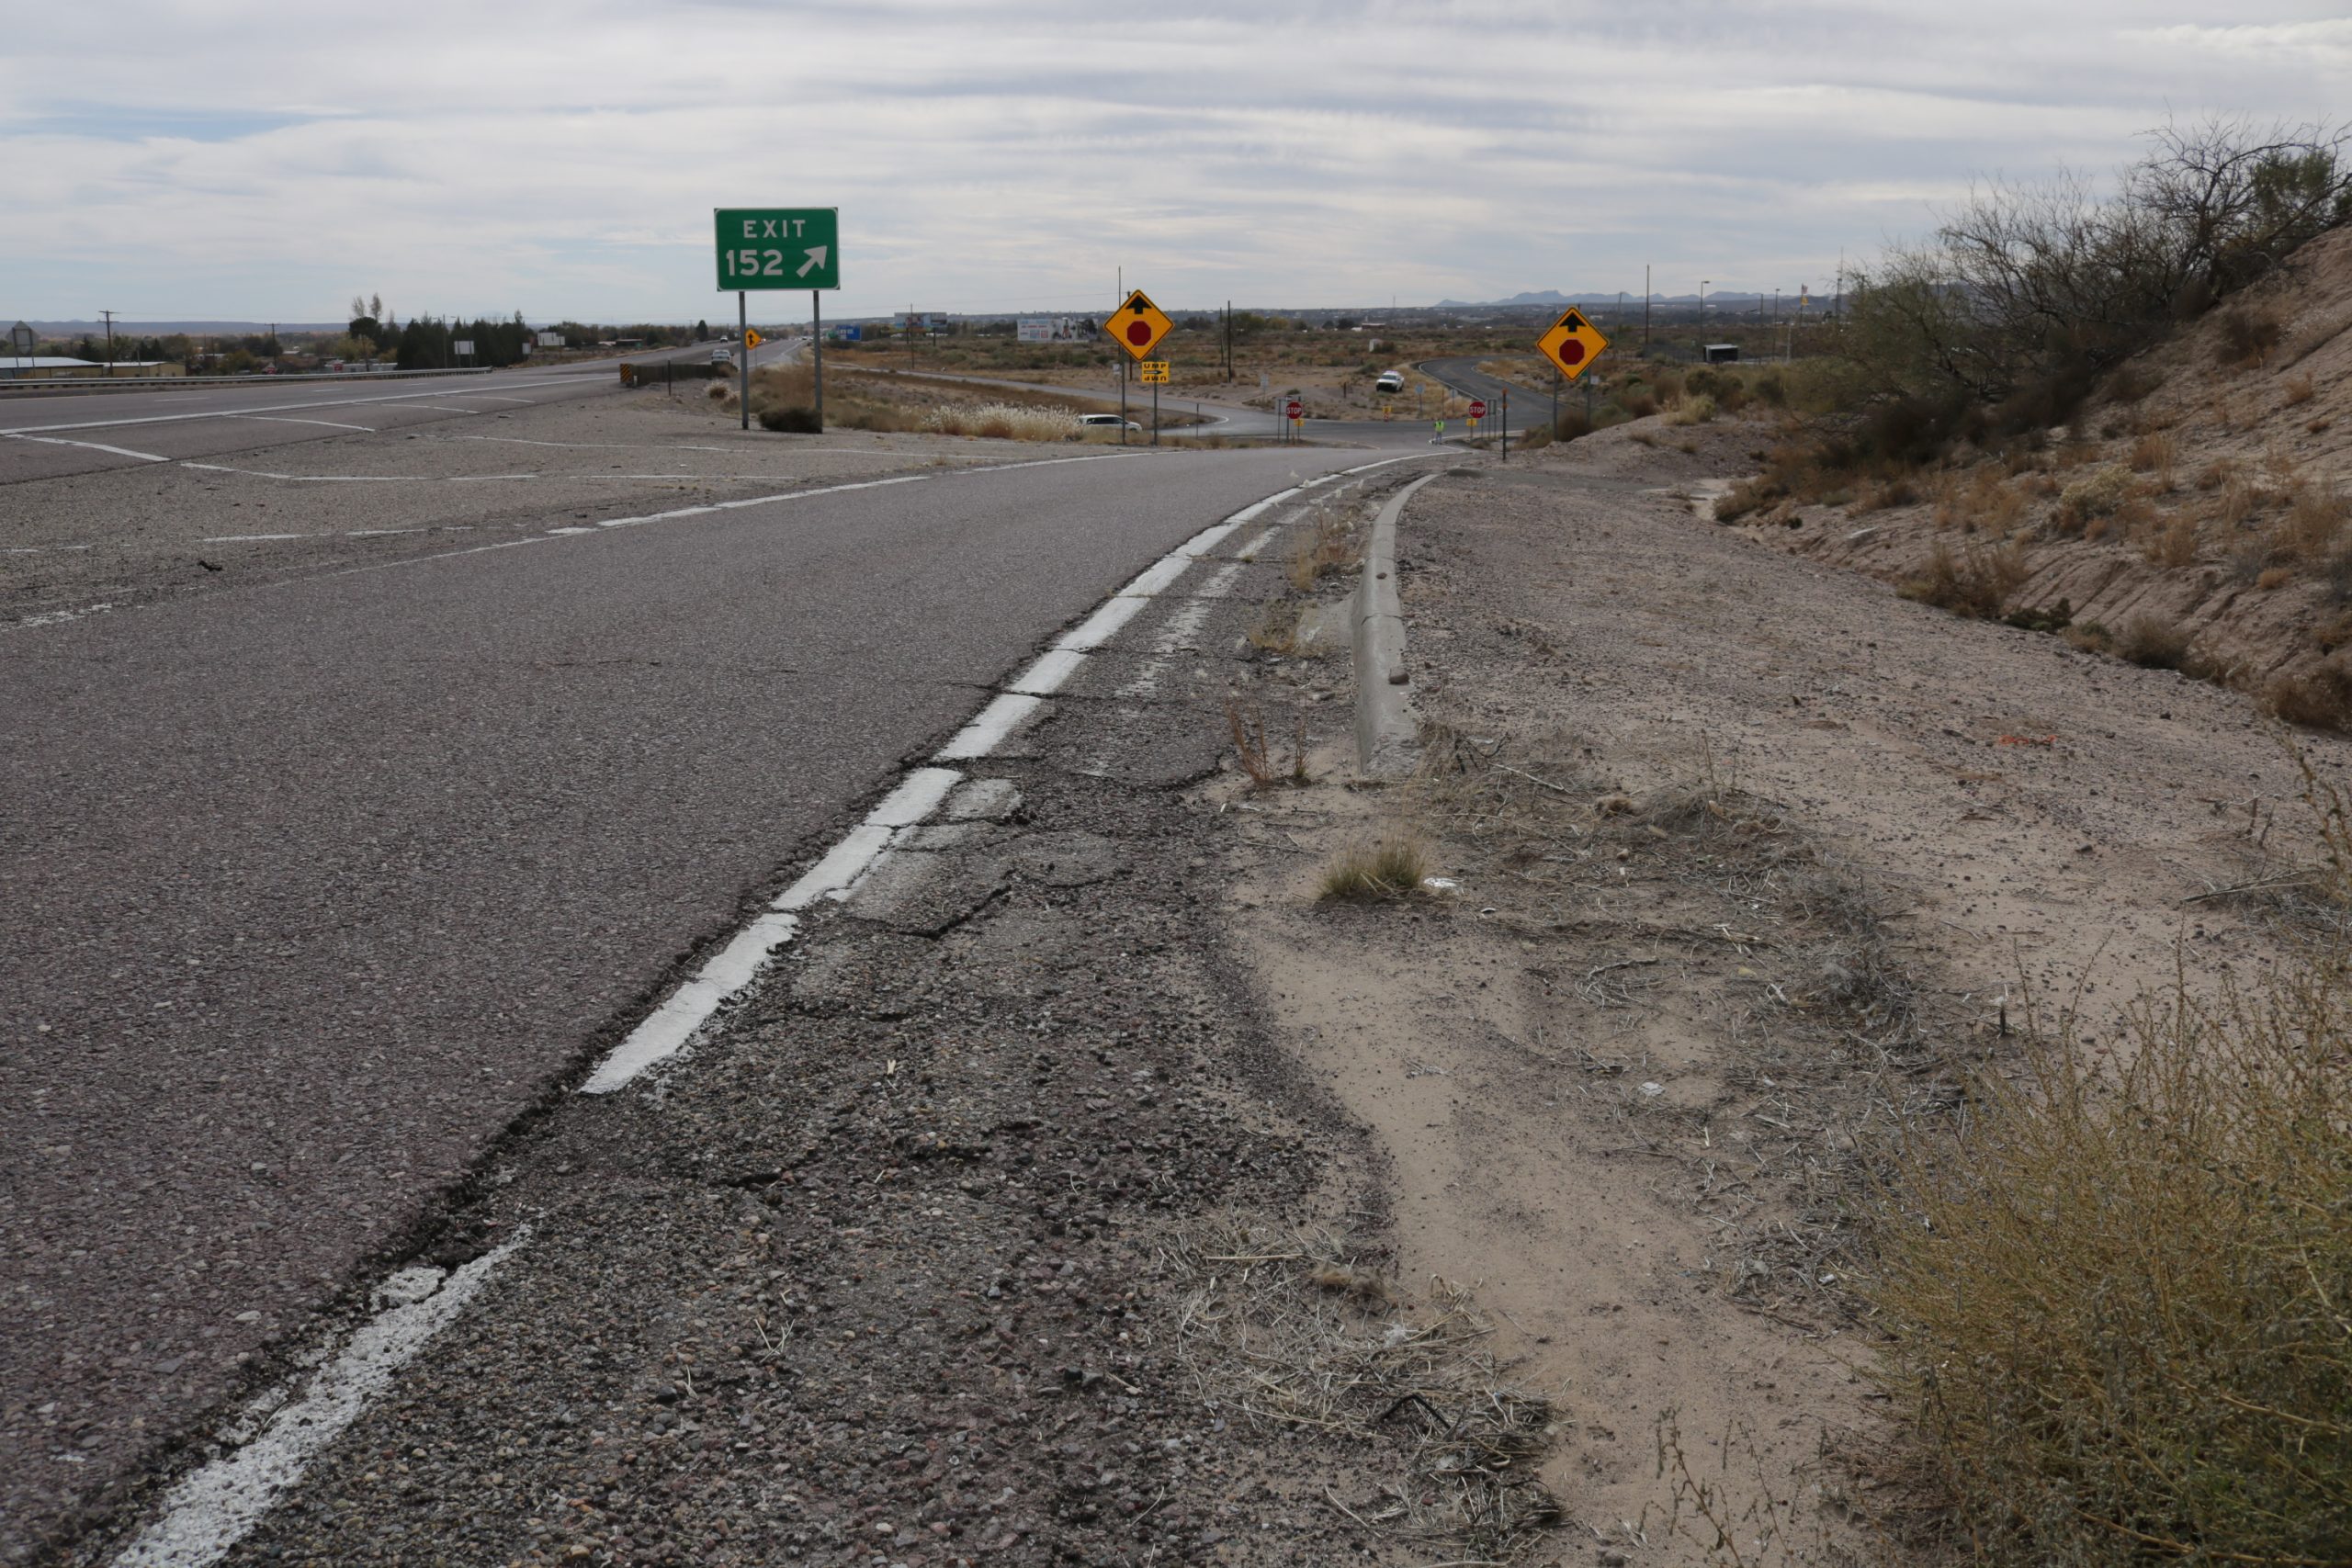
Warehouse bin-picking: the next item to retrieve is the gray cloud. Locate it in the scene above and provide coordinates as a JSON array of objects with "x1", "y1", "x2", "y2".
[{"x1": 2, "y1": 2, "x2": 2344, "y2": 321}]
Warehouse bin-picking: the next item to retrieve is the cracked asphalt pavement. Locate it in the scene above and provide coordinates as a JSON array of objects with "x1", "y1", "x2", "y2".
[{"x1": 0, "y1": 383, "x2": 1419, "y2": 1563}]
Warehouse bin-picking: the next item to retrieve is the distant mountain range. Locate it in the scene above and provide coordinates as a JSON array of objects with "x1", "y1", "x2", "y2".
[
  {"x1": 1430, "y1": 288, "x2": 1787, "y2": 309},
  {"x1": 22, "y1": 321, "x2": 347, "y2": 335}
]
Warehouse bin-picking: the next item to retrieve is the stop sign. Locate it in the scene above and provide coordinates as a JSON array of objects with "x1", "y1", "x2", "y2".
[
  {"x1": 1468, "y1": 399, "x2": 1487, "y2": 419},
  {"x1": 1284, "y1": 399, "x2": 1303, "y2": 419}
]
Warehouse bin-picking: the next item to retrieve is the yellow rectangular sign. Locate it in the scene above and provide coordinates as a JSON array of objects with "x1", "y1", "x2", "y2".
[{"x1": 1139, "y1": 360, "x2": 1170, "y2": 384}]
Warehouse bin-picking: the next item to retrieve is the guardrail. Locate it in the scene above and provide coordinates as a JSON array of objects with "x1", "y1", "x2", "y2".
[{"x1": 0, "y1": 366, "x2": 502, "y2": 398}]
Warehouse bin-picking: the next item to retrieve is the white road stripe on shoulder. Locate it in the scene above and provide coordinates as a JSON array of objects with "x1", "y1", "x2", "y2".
[
  {"x1": 574, "y1": 455, "x2": 1439, "y2": 1096},
  {"x1": 0, "y1": 376, "x2": 589, "y2": 436},
  {"x1": 109, "y1": 1235, "x2": 528, "y2": 1568},
  {"x1": 4, "y1": 433, "x2": 169, "y2": 462},
  {"x1": 221, "y1": 415, "x2": 375, "y2": 433}
]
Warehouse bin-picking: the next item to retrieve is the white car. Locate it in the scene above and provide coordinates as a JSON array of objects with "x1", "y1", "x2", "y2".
[
  {"x1": 710, "y1": 347, "x2": 733, "y2": 365},
  {"x1": 1374, "y1": 370, "x2": 1406, "y2": 394},
  {"x1": 1079, "y1": 412, "x2": 1140, "y2": 431}
]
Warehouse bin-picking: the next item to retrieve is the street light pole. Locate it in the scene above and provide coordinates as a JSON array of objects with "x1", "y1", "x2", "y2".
[{"x1": 1700, "y1": 281, "x2": 1709, "y2": 344}]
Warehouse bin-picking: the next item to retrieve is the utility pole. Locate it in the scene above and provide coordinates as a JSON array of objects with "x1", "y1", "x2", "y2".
[
  {"x1": 1643, "y1": 265, "x2": 1651, "y2": 348},
  {"x1": 1700, "y1": 281, "x2": 1709, "y2": 342},
  {"x1": 100, "y1": 309, "x2": 117, "y2": 367}
]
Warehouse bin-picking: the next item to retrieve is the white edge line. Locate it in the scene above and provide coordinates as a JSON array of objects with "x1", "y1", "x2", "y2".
[
  {"x1": 5, "y1": 433, "x2": 169, "y2": 462},
  {"x1": 109, "y1": 1233, "x2": 528, "y2": 1568},
  {"x1": 934, "y1": 693, "x2": 1048, "y2": 762},
  {"x1": 0, "y1": 375, "x2": 591, "y2": 435},
  {"x1": 580, "y1": 767, "x2": 965, "y2": 1093}
]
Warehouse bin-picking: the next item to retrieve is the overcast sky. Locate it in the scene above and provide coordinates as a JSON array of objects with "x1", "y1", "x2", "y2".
[{"x1": 5, "y1": 2, "x2": 2346, "y2": 325}]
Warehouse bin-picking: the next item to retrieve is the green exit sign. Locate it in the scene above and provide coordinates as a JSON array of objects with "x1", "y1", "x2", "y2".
[{"x1": 714, "y1": 208, "x2": 840, "y2": 292}]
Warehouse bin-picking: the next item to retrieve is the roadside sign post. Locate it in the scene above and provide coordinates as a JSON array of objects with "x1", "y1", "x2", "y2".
[
  {"x1": 1535, "y1": 308, "x2": 1611, "y2": 446},
  {"x1": 9, "y1": 321, "x2": 31, "y2": 374},
  {"x1": 714, "y1": 206, "x2": 840, "y2": 434},
  {"x1": 1284, "y1": 398, "x2": 1303, "y2": 444},
  {"x1": 1140, "y1": 360, "x2": 1170, "y2": 446},
  {"x1": 1106, "y1": 290, "x2": 1174, "y2": 447},
  {"x1": 1499, "y1": 391, "x2": 1509, "y2": 461}
]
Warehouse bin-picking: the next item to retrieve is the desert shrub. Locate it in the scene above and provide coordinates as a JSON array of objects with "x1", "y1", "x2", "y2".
[
  {"x1": 2144, "y1": 516, "x2": 2202, "y2": 568},
  {"x1": 1664, "y1": 393, "x2": 1716, "y2": 426},
  {"x1": 2105, "y1": 361, "x2": 2164, "y2": 402},
  {"x1": 1859, "y1": 477, "x2": 1920, "y2": 512},
  {"x1": 1848, "y1": 118, "x2": 2352, "y2": 411},
  {"x1": 2056, "y1": 464, "x2": 2132, "y2": 528},
  {"x1": 2114, "y1": 612, "x2": 2195, "y2": 668},
  {"x1": 1713, "y1": 479, "x2": 1770, "y2": 523},
  {"x1": 2257, "y1": 564, "x2": 2295, "y2": 590},
  {"x1": 2285, "y1": 371, "x2": 2319, "y2": 405},
  {"x1": 1620, "y1": 390, "x2": 1659, "y2": 419},
  {"x1": 1869, "y1": 968, "x2": 2352, "y2": 1566},
  {"x1": 1553, "y1": 409, "x2": 1593, "y2": 443},
  {"x1": 2285, "y1": 481, "x2": 2351, "y2": 560},
  {"x1": 2126, "y1": 431, "x2": 2177, "y2": 475},
  {"x1": 1650, "y1": 368, "x2": 1686, "y2": 404},
  {"x1": 2213, "y1": 304, "x2": 2284, "y2": 367},
  {"x1": 1751, "y1": 371, "x2": 1787, "y2": 408},
  {"x1": 756, "y1": 404, "x2": 820, "y2": 433},
  {"x1": 2266, "y1": 661, "x2": 2352, "y2": 729},
  {"x1": 704, "y1": 379, "x2": 729, "y2": 402},
  {"x1": 1900, "y1": 538, "x2": 2029, "y2": 616},
  {"x1": 922, "y1": 402, "x2": 1078, "y2": 441}
]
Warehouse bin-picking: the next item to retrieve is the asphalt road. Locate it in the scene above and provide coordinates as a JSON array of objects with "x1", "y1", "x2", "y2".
[{"x1": 0, "y1": 392, "x2": 1390, "y2": 1561}]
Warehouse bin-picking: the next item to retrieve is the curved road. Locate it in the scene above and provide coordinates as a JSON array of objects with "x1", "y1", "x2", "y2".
[{"x1": 0, "y1": 390, "x2": 1417, "y2": 1559}]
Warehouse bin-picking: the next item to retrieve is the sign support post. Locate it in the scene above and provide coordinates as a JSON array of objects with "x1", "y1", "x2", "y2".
[
  {"x1": 739, "y1": 292, "x2": 750, "y2": 431},
  {"x1": 1500, "y1": 391, "x2": 1509, "y2": 461},
  {"x1": 812, "y1": 292, "x2": 823, "y2": 433},
  {"x1": 1552, "y1": 366, "x2": 1560, "y2": 438},
  {"x1": 1151, "y1": 377, "x2": 1159, "y2": 446},
  {"x1": 714, "y1": 205, "x2": 839, "y2": 435}
]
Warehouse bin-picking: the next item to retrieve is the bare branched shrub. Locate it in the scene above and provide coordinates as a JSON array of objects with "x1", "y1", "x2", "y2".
[
  {"x1": 2143, "y1": 516, "x2": 2201, "y2": 569},
  {"x1": 1846, "y1": 117, "x2": 2352, "y2": 420},
  {"x1": 1225, "y1": 701, "x2": 1276, "y2": 786},
  {"x1": 2285, "y1": 480, "x2": 2351, "y2": 561}
]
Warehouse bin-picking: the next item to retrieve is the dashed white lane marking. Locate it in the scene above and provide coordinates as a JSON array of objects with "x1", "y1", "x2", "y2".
[
  {"x1": 4, "y1": 433, "x2": 169, "y2": 462},
  {"x1": 221, "y1": 415, "x2": 375, "y2": 433},
  {"x1": 462, "y1": 394, "x2": 537, "y2": 405},
  {"x1": 4, "y1": 543, "x2": 92, "y2": 554},
  {"x1": 0, "y1": 376, "x2": 589, "y2": 436},
  {"x1": 198, "y1": 533, "x2": 310, "y2": 543},
  {"x1": 109, "y1": 1234, "x2": 527, "y2": 1568}
]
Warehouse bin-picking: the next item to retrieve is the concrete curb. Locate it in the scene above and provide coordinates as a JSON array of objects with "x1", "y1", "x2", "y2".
[{"x1": 1352, "y1": 471, "x2": 1443, "y2": 775}]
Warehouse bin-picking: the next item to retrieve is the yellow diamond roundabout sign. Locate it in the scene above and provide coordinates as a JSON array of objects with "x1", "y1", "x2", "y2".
[
  {"x1": 1536, "y1": 308, "x2": 1610, "y2": 381},
  {"x1": 1109, "y1": 290, "x2": 1173, "y2": 362}
]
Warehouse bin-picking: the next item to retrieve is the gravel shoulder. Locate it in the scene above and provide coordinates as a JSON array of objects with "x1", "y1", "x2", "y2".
[{"x1": 1200, "y1": 422, "x2": 2344, "y2": 1560}]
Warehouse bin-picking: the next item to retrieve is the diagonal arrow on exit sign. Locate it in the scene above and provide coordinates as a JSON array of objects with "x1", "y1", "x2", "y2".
[{"x1": 797, "y1": 247, "x2": 829, "y2": 279}]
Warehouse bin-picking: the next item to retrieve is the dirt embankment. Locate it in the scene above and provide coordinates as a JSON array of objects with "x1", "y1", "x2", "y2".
[
  {"x1": 1210, "y1": 432, "x2": 2343, "y2": 1559},
  {"x1": 1734, "y1": 227, "x2": 2352, "y2": 711}
]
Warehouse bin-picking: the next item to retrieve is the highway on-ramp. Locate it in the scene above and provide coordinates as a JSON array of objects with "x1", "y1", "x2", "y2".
[{"x1": 0, "y1": 387, "x2": 1422, "y2": 1561}]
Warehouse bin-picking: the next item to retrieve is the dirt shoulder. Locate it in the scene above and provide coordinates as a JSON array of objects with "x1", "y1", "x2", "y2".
[{"x1": 1203, "y1": 425, "x2": 2343, "y2": 1559}]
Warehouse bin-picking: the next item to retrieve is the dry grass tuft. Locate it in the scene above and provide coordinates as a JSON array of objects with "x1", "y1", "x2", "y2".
[
  {"x1": 2284, "y1": 480, "x2": 2351, "y2": 563},
  {"x1": 1167, "y1": 1219, "x2": 1562, "y2": 1556},
  {"x1": 1900, "y1": 539, "x2": 2030, "y2": 617},
  {"x1": 2284, "y1": 371, "x2": 2318, "y2": 406},
  {"x1": 2126, "y1": 430, "x2": 2177, "y2": 485},
  {"x1": 2143, "y1": 514, "x2": 2200, "y2": 569},
  {"x1": 1287, "y1": 501, "x2": 1359, "y2": 591},
  {"x1": 1317, "y1": 836, "x2": 1434, "y2": 901},
  {"x1": 922, "y1": 401, "x2": 1078, "y2": 441},
  {"x1": 1866, "y1": 965, "x2": 2352, "y2": 1566},
  {"x1": 1664, "y1": 392, "x2": 1717, "y2": 426}
]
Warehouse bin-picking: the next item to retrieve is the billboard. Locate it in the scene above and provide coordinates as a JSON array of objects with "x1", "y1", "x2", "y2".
[{"x1": 1017, "y1": 317, "x2": 1079, "y2": 343}]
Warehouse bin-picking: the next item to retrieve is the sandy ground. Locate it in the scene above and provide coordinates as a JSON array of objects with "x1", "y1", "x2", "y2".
[{"x1": 1201, "y1": 418, "x2": 2344, "y2": 1561}]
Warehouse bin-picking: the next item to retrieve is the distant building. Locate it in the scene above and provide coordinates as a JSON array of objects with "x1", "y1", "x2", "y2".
[{"x1": 1702, "y1": 344, "x2": 1741, "y2": 364}]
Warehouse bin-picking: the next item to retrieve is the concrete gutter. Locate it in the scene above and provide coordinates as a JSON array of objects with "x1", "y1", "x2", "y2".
[{"x1": 1352, "y1": 471, "x2": 1443, "y2": 775}]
